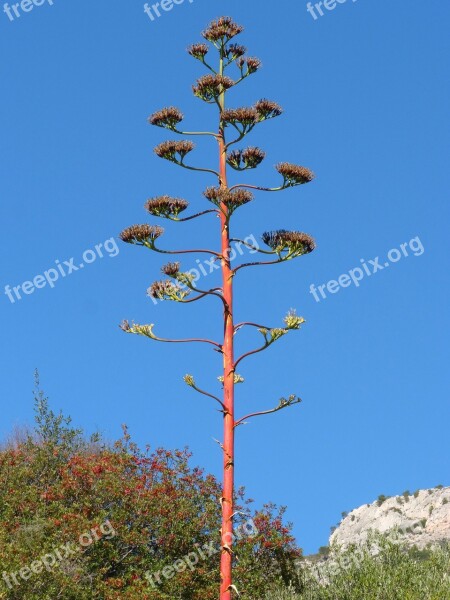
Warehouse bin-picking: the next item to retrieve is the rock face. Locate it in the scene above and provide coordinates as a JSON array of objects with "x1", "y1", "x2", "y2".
[{"x1": 330, "y1": 487, "x2": 450, "y2": 549}]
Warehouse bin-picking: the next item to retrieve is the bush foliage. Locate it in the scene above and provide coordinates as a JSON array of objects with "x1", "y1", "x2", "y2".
[
  {"x1": 0, "y1": 383, "x2": 301, "y2": 599},
  {"x1": 267, "y1": 532, "x2": 450, "y2": 600}
]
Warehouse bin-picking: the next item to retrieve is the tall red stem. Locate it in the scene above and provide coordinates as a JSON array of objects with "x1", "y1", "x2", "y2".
[{"x1": 219, "y1": 54, "x2": 235, "y2": 600}]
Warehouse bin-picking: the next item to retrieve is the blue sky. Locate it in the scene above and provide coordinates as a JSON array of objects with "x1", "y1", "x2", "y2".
[{"x1": 0, "y1": 0, "x2": 449, "y2": 554}]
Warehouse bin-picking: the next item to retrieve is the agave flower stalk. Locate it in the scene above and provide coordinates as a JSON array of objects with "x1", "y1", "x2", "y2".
[{"x1": 120, "y1": 16, "x2": 316, "y2": 600}]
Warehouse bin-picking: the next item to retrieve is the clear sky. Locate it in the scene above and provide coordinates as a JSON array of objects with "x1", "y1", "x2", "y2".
[{"x1": 1, "y1": 0, "x2": 449, "y2": 554}]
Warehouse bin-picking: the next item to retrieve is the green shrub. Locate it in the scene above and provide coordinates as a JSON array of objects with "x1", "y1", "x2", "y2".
[{"x1": 266, "y1": 533, "x2": 450, "y2": 600}]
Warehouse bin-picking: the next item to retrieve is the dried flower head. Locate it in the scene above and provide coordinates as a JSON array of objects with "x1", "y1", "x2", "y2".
[
  {"x1": 154, "y1": 140, "x2": 195, "y2": 163},
  {"x1": 187, "y1": 43, "x2": 209, "y2": 59},
  {"x1": 193, "y1": 75, "x2": 235, "y2": 103},
  {"x1": 119, "y1": 224, "x2": 164, "y2": 246},
  {"x1": 227, "y1": 147, "x2": 266, "y2": 170},
  {"x1": 204, "y1": 187, "x2": 254, "y2": 212},
  {"x1": 148, "y1": 280, "x2": 190, "y2": 302},
  {"x1": 221, "y1": 107, "x2": 259, "y2": 127},
  {"x1": 226, "y1": 44, "x2": 247, "y2": 59},
  {"x1": 254, "y1": 99, "x2": 283, "y2": 120},
  {"x1": 119, "y1": 319, "x2": 131, "y2": 332},
  {"x1": 276, "y1": 163, "x2": 315, "y2": 186},
  {"x1": 145, "y1": 196, "x2": 189, "y2": 219},
  {"x1": 262, "y1": 230, "x2": 316, "y2": 257},
  {"x1": 242, "y1": 147, "x2": 266, "y2": 167},
  {"x1": 161, "y1": 262, "x2": 181, "y2": 277},
  {"x1": 148, "y1": 107, "x2": 183, "y2": 130},
  {"x1": 202, "y1": 16, "x2": 244, "y2": 43},
  {"x1": 237, "y1": 57, "x2": 262, "y2": 74}
]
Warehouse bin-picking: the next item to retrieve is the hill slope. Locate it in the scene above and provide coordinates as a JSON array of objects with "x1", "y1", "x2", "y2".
[{"x1": 330, "y1": 486, "x2": 450, "y2": 549}]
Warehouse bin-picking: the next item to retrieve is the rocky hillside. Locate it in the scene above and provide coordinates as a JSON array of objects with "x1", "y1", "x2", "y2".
[{"x1": 330, "y1": 486, "x2": 450, "y2": 549}]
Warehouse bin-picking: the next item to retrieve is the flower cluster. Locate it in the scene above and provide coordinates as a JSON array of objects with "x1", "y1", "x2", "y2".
[
  {"x1": 160, "y1": 262, "x2": 196, "y2": 289},
  {"x1": 227, "y1": 147, "x2": 266, "y2": 170},
  {"x1": 254, "y1": 99, "x2": 283, "y2": 120},
  {"x1": 192, "y1": 75, "x2": 235, "y2": 103},
  {"x1": 258, "y1": 327, "x2": 288, "y2": 345},
  {"x1": 183, "y1": 374, "x2": 195, "y2": 387},
  {"x1": 161, "y1": 262, "x2": 181, "y2": 277},
  {"x1": 218, "y1": 374, "x2": 245, "y2": 384},
  {"x1": 225, "y1": 44, "x2": 247, "y2": 60},
  {"x1": 276, "y1": 163, "x2": 315, "y2": 187},
  {"x1": 204, "y1": 187, "x2": 254, "y2": 212},
  {"x1": 148, "y1": 107, "x2": 183, "y2": 130},
  {"x1": 120, "y1": 320, "x2": 156, "y2": 339},
  {"x1": 262, "y1": 230, "x2": 316, "y2": 257},
  {"x1": 119, "y1": 224, "x2": 164, "y2": 246},
  {"x1": 147, "y1": 280, "x2": 190, "y2": 302},
  {"x1": 237, "y1": 56, "x2": 262, "y2": 75},
  {"x1": 154, "y1": 140, "x2": 195, "y2": 163},
  {"x1": 187, "y1": 43, "x2": 209, "y2": 60},
  {"x1": 222, "y1": 107, "x2": 259, "y2": 127},
  {"x1": 278, "y1": 394, "x2": 302, "y2": 409},
  {"x1": 202, "y1": 16, "x2": 244, "y2": 44},
  {"x1": 283, "y1": 310, "x2": 306, "y2": 330},
  {"x1": 221, "y1": 100, "x2": 283, "y2": 132},
  {"x1": 145, "y1": 196, "x2": 189, "y2": 219}
]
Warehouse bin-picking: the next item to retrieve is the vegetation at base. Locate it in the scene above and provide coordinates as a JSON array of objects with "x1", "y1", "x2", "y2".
[
  {"x1": 266, "y1": 532, "x2": 450, "y2": 600},
  {"x1": 0, "y1": 380, "x2": 301, "y2": 599}
]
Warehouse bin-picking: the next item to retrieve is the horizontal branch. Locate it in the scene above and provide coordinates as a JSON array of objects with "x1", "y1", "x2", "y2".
[
  {"x1": 234, "y1": 396, "x2": 302, "y2": 428},
  {"x1": 153, "y1": 334, "x2": 222, "y2": 349},
  {"x1": 229, "y1": 183, "x2": 285, "y2": 193},
  {"x1": 120, "y1": 321, "x2": 222, "y2": 350},
  {"x1": 176, "y1": 209, "x2": 218, "y2": 222},
  {"x1": 233, "y1": 257, "x2": 284, "y2": 274},
  {"x1": 151, "y1": 244, "x2": 222, "y2": 259},
  {"x1": 234, "y1": 321, "x2": 271, "y2": 333},
  {"x1": 178, "y1": 291, "x2": 216, "y2": 304},
  {"x1": 178, "y1": 161, "x2": 220, "y2": 178},
  {"x1": 172, "y1": 128, "x2": 219, "y2": 138},
  {"x1": 229, "y1": 238, "x2": 275, "y2": 255}
]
